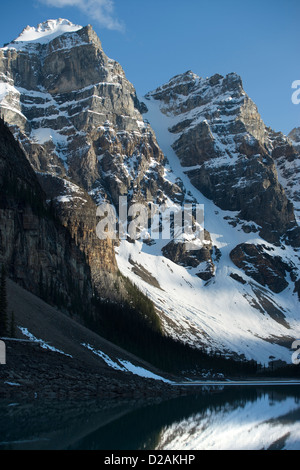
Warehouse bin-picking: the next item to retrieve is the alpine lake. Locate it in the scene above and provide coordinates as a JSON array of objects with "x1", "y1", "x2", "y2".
[{"x1": 1, "y1": 383, "x2": 300, "y2": 451}]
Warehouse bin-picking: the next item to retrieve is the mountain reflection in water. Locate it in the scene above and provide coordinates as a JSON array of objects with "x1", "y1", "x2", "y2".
[{"x1": 1, "y1": 386, "x2": 300, "y2": 450}]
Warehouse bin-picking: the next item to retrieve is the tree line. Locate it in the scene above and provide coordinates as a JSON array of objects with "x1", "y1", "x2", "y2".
[
  {"x1": 0, "y1": 265, "x2": 16, "y2": 338},
  {"x1": 84, "y1": 274, "x2": 259, "y2": 377}
]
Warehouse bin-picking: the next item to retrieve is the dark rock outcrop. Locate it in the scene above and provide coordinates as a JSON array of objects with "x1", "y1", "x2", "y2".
[
  {"x1": 230, "y1": 243, "x2": 296, "y2": 294},
  {"x1": 162, "y1": 229, "x2": 215, "y2": 280}
]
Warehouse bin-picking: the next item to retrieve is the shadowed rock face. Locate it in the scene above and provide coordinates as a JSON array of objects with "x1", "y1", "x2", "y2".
[
  {"x1": 147, "y1": 71, "x2": 300, "y2": 245},
  {"x1": 0, "y1": 118, "x2": 94, "y2": 310},
  {"x1": 37, "y1": 173, "x2": 119, "y2": 298}
]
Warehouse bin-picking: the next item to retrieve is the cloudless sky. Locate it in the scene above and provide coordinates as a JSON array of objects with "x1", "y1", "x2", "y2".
[{"x1": 0, "y1": 0, "x2": 299, "y2": 135}]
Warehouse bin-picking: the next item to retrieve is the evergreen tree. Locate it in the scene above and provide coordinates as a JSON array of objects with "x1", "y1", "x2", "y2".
[
  {"x1": 10, "y1": 311, "x2": 16, "y2": 338},
  {"x1": 0, "y1": 265, "x2": 8, "y2": 337}
]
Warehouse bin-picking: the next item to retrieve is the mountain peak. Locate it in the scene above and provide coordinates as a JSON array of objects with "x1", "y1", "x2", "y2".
[
  {"x1": 6, "y1": 18, "x2": 83, "y2": 47},
  {"x1": 289, "y1": 127, "x2": 300, "y2": 143}
]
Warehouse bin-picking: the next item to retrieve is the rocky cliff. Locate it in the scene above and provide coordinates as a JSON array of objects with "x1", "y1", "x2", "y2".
[
  {"x1": 0, "y1": 117, "x2": 93, "y2": 315},
  {"x1": 270, "y1": 127, "x2": 300, "y2": 225},
  {"x1": 0, "y1": 19, "x2": 187, "y2": 298},
  {"x1": 289, "y1": 128, "x2": 300, "y2": 152},
  {"x1": 145, "y1": 71, "x2": 300, "y2": 245},
  {"x1": 0, "y1": 19, "x2": 179, "y2": 204}
]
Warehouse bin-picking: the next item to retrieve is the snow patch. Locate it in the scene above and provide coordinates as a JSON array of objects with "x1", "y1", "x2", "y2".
[
  {"x1": 18, "y1": 327, "x2": 72, "y2": 358},
  {"x1": 31, "y1": 128, "x2": 68, "y2": 146},
  {"x1": 4, "y1": 382, "x2": 21, "y2": 387},
  {"x1": 82, "y1": 343, "x2": 172, "y2": 383}
]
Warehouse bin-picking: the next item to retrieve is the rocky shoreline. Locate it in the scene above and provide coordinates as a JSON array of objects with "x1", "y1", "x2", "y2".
[{"x1": 0, "y1": 340, "x2": 190, "y2": 401}]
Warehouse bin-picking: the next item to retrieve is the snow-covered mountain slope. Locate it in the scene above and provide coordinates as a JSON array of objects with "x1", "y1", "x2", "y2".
[
  {"x1": 116, "y1": 238, "x2": 300, "y2": 367},
  {"x1": 144, "y1": 71, "x2": 300, "y2": 246},
  {"x1": 115, "y1": 162, "x2": 300, "y2": 367},
  {"x1": 112, "y1": 74, "x2": 300, "y2": 367}
]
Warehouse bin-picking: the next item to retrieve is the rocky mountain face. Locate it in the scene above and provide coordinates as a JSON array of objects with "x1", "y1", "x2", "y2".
[
  {"x1": 0, "y1": 117, "x2": 93, "y2": 315},
  {"x1": 145, "y1": 71, "x2": 300, "y2": 246},
  {"x1": 0, "y1": 19, "x2": 179, "y2": 203},
  {"x1": 0, "y1": 19, "x2": 187, "y2": 298},
  {"x1": 289, "y1": 128, "x2": 300, "y2": 152},
  {"x1": 1, "y1": 19, "x2": 300, "y2": 368},
  {"x1": 272, "y1": 127, "x2": 300, "y2": 224}
]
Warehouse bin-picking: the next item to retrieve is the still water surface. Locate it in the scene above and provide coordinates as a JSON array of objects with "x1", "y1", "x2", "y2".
[{"x1": 1, "y1": 385, "x2": 300, "y2": 450}]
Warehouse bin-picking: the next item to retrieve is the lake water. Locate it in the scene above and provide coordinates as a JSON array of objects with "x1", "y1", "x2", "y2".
[{"x1": 1, "y1": 385, "x2": 300, "y2": 450}]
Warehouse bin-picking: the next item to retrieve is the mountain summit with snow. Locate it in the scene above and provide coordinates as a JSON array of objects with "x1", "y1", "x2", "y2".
[{"x1": 5, "y1": 19, "x2": 83, "y2": 47}]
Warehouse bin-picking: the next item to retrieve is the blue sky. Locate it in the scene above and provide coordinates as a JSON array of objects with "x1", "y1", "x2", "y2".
[{"x1": 0, "y1": 0, "x2": 299, "y2": 134}]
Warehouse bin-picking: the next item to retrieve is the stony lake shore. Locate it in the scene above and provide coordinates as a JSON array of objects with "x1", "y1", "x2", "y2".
[{"x1": 0, "y1": 340, "x2": 190, "y2": 401}]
